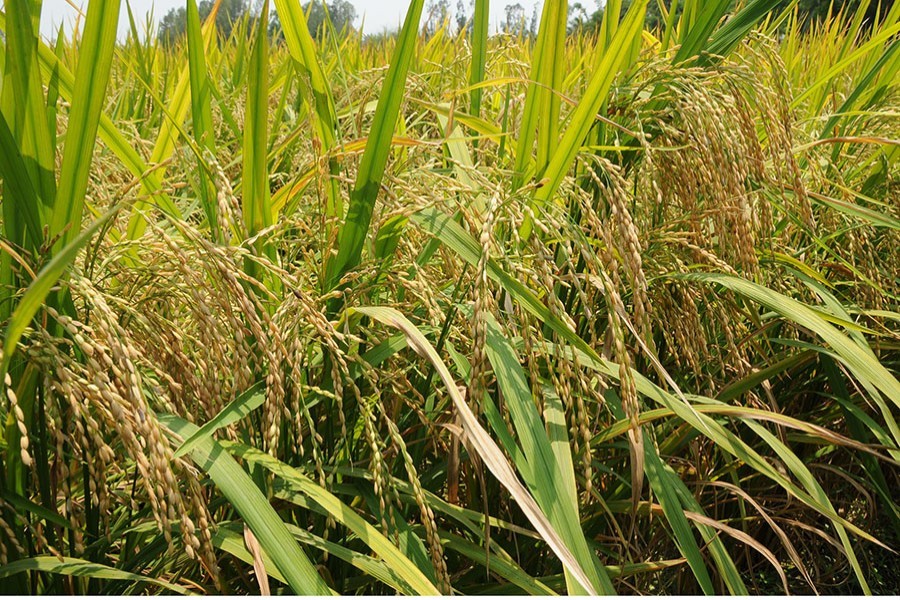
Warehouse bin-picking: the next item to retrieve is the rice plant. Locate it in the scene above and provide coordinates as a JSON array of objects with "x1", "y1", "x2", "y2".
[{"x1": 0, "y1": 0, "x2": 897, "y2": 594}]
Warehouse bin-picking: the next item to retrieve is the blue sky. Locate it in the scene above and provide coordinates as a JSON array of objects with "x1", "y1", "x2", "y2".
[{"x1": 38, "y1": 0, "x2": 542, "y2": 40}]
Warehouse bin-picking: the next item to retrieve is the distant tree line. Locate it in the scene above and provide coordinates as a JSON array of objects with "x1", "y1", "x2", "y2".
[
  {"x1": 157, "y1": 0, "x2": 357, "y2": 44},
  {"x1": 157, "y1": 0, "x2": 893, "y2": 45},
  {"x1": 269, "y1": 0, "x2": 357, "y2": 39},
  {"x1": 422, "y1": 1, "x2": 538, "y2": 37},
  {"x1": 777, "y1": 0, "x2": 892, "y2": 28},
  {"x1": 568, "y1": 0, "x2": 894, "y2": 34},
  {"x1": 157, "y1": 0, "x2": 249, "y2": 43},
  {"x1": 435, "y1": 0, "x2": 894, "y2": 39}
]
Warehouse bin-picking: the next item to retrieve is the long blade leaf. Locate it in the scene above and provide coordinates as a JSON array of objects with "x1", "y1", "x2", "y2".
[
  {"x1": 51, "y1": 0, "x2": 121, "y2": 251},
  {"x1": 325, "y1": 0, "x2": 425, "y2": 290},
  {"x1": 159, "y1": 414, "x2": 334, "y2": 595}
]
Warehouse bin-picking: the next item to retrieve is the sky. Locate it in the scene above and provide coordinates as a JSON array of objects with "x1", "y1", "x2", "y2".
[{"x1": 38, "y1": 0, "x2": 538, "y2": 40}]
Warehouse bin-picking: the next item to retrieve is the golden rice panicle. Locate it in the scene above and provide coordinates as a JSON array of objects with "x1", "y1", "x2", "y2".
[
  {"x1": 44, "y1": 277, "x2": 216, "y2": 579},
  {"x1": 49, "y1": 412, "x2": 82, "y2": 552},
  {"x1": 583, "y1": 156, "x2": 651, "y2": 343},
  {"x1": 4, "y1": 372, "x2": 32, "y2": 468},
  {"x1": 152, "y1": 221, "x2": 289, "y2": 455},
  {"x1": 599, "y1": 267, "x2": 643, "y2": 509},
  {"x1": 653, "y1": 279, "x2": 709, "y2": 381},
  {"x1": 186, "y1": 475, "x2": 221, "y2": 582},
  {"x1": 0, "y1": 511, "x2": 26, "y2": 565},
  {"x1": 523, "y1": 200, "x2": 627, "y2": 497},
  {"x1": 531, "y1": 204, "x2": 599, "y2": 494},
  {"x1": 639, "y1": 62, "x2": 787, "y2": 275},
  {"x1": 468, "y1": 194, "x2": 499, "y2": 415},
  {"x1": 274, "y1": 303, "x2": 313, "y2": 459},
  {"x1": 525, "y1": 207, "x2": 578, "y2": 335},
  {"x1": 382, "y1": 410, "x2": 451, "y2": 594},
  {"x1": 75, "y1": 280, "x2": 178, "y2": 541},
  {"x1": 360, "y1": 398, "x2": 393, "y2": 536},
  {"x1": 36, "y1": 311, "x2": 116, "y2": 535},
  {"x1": 744, "y1": 35, "x2": 814, "y2": 231},
  {"x1": 552, "y1": 343, "x2": 596, "y2": 496},
  {"x1": 31, "y1": 518, "x2": 62, "y2": 560},
  {"x1": 715, "y1": 297, "x2": 753, "y2": 382},
  {"x1": 129, "y1": 224, "x2": 236, "y2": 420},
  {"x1": 502, "y1": 204, "x2": 557, "y2": 407},
  {"x1": 205, "y1": 148, "x2": 244, "y2": 244},
  {"x1": 570, "y1": 348, "x2": 602, "y2": 494},
  {"x1": 357, "y1": 357, "x2": 414, "y2": 540},
  {"x1": 519, "y1": 312, "x2": 546, "y2": 414},
  {"x1": 277, "y1": 283, "x2": 352, "y2": 448}
]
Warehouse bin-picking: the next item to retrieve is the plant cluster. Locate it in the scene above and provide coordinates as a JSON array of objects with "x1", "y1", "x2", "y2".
[{"x1": 0, "y1": 0, "x2": 898, "y2": 595}]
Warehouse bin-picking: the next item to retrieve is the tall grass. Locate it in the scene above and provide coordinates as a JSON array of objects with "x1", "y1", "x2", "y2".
[{"x1": 0, "y1": 0, "x2": 897, "y2": 594}]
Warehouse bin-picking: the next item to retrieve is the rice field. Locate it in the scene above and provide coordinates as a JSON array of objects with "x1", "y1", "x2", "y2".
[{"x1": 0, "y1": 0, "x2": 898, "y2": 594}]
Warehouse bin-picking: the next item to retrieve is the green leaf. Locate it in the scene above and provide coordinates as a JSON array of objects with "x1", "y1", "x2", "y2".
[
  {"x1": 674, "y1": 0, "x2": 730, "y2": 62},
  {"x1": 684, "y1": 273, "x2": 900, "y2": 446},
  {"x1": 1, "y1": 208, "x2": 119, "y2": 381},
  {"x1": 526, "y1": 0, "x2": 646, "y2": 234},
  {"x1": 159, "y1": 414, "x2": 334, "y2": 595},
  {"x1": 210, "y1": 526, "x2": 288, "y2": 584},
  {"x1": 0, "y1": 112, "x2": 43, "y2": 246},
  {"x1": 441, "y1": 532, "x2": 558, "y2": 594},
  {"x1": 642, "y1": 437, "x2": 716, "y2": 594},
  {"x1": 718, "y1": 350, "x2": 816, "y2": 402},
  {"x1": 125, "y1": 5, "x2": 224, "y2": 240},
  {"x1": 583, "y1": 358, "x2": 889, "y2": 548},
  {"x1": 702, "y1": 0, "x2": 779, "y2": 62},
  {"x1": 50, "y1": 0, "x2": 121, "y2": 252},
  {"x1": 411, "y1": 207, "x2": 599, "y2": 363},
  {"x1": 186, "y1": 0, "x2": 220, "y2": 240},
  {"x1": 435, "y1": 111, "x2": 478, "y2": 192},
  {"x1": 0, "y1": 11, "x2": 182, "y2": 230},
  {"x1": 513, "y1": 0, "x2": 569, "y2": 188},
  {"x1": 1, "y1": 0, "x2": 57, "y2": 226},
  {"x1": 242, "y1": 0, "x2": 278, "y2": 272},
  {"x1": 410, "y1": 208, "x2": 885, "y2": 583},
  {"x1": 216, "y1": 519, "x2": 420, "y2": 594},
  {"x1": 173, "y1": 381, "x2": 266, "y2": 459},
  {"x1": 352, "y1": 306, "x2": 600, "y2": 595},
  {"x1": 273, "y1": 0, "x2": 343, "y2": 222},
  {"x1": 325, "y1": 0, "x2": 426, "y2": 290},
  {"x1": 807, "y1": 190, "x2": 900, "y2": 230},
  {"x1": 0, "y1": 556, "x2": 189, "y2": 594},
  {"x1": 740, "y1": 419, "x2": 871, "y2": 593},
  {"x1": 221, "y1": 440, "x2": 441, "y2": 595},
  {"x1": 792, "y1": 21, "x2": 900, "y2": 110},
  {"x1": 1, "y1": 490, "x2": 71, "y2": 530},
  {"x1": 373, "y1": 215, "x2": 409, "y2": 262},
  {"x1": 483, "y1": 315, "x2": 614, "y2": 595},
  {"x1": 469, "y1": 0, "x2": 489, "y2": 119}
]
